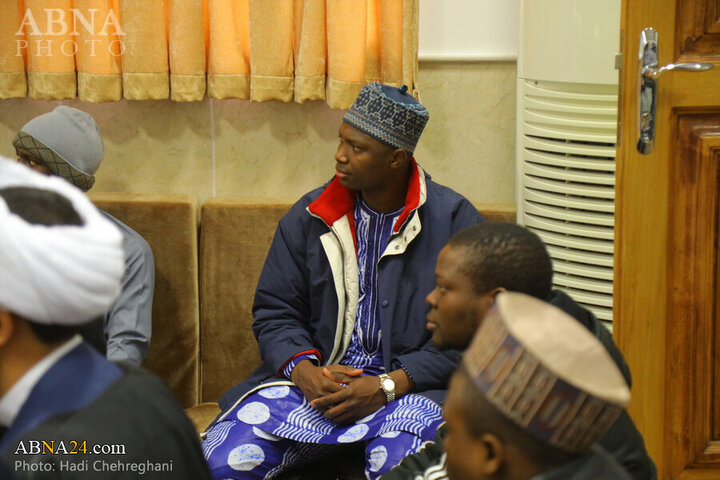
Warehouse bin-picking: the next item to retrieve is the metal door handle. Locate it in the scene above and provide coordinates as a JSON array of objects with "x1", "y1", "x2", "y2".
[
  {"x1": 643, "y1": 62, "x2": 712, "y2": 79},
  {"x1": 636, "y1": 28, "x2": 714, "y2": 154}
]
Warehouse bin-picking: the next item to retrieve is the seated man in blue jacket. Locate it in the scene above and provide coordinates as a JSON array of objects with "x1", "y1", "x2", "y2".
[
  {"x1": 381, "y1": 222, "x2": 656, "y2": 480},
  {"x1": 202, "y1": 83, "x2": 482, "y2": 480}
]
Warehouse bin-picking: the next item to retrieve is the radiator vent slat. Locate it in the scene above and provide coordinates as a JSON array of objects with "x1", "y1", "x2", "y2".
[
  {"x1": 523, "y1": 148, "x2": 615, "y2": 171},
  {"x1": 553, "y1": 272, "x2": 613, "y2": 296},
  {"x1": 533, "y1": 228, "x2": 614, "y2": 255},
  {"x1": 524, "y1": 122, "x2": 617, "y2": 144},
  {"x1": 524, "y1": 176, "x2": 615, "y2": 199},
  {"x1": 524, "y1": 188, "x2": 614, "y2": 213},
  {"x1": 524, "y1": 162, "x2": 615, "y2": 186},
  {"x1": 546, "y1": 245, "x2": 614, "y2": 268},
  {"x1": 524, "y1": 135, "x2": 616, "y2": 157},
  {"x1": 524, "y1": 200, "x2": 614, "y2": 227}
]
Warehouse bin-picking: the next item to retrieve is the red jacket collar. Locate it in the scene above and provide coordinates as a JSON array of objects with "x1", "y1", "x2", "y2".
[{"x1": 308, "y1": 158, "x2": 423, "y2": 233}]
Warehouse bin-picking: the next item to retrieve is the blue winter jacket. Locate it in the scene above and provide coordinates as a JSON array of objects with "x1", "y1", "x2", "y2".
[{"x1": 218, "y1": 162, "x2": 483, "y2": 414}]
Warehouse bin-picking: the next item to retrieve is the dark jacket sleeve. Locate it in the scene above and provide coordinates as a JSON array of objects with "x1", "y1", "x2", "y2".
[
  {"x1": 598, "y1": 411, "x2": 657, "y2": 480},
  {"x1": 252, "y1": 209, "x2": 319, "y2": 375},
  {"x1": 0, "y1": 458, "x2": 16, "y2": 480},
  {"x1": 548, "y1": 290, "x2": 656, "y2": 480},
  {"x1": 392, "y1": 197, "x2": 483, "y2": 393},
  {"x1": 393, "y1": 344, "x2": 460, "y2": 397},
  {"x1": 594, "y1": 322, "x2": 632, "y2": 387},
  {"x1": 594, "y1": 323, "x2": 656, "y2": 480},
  {"x1": 380, "y1": 424, "x2": 447, "y2": 480}
]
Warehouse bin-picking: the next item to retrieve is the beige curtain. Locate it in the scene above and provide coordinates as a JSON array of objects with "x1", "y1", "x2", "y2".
[{"x1": 0, "y1": 0, "x2": 418, "y2": 108}]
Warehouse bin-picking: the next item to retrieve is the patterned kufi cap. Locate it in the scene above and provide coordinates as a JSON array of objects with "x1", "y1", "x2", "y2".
[
  {"x1": 464, "y1": 292, "x2": 630, "y2": 453},
  {"x1": 343, "y1": 83, "x2": 429, "y2": 153},
  {"x1": 12, "y1": 106, "x2": 104, "y2": 192}
]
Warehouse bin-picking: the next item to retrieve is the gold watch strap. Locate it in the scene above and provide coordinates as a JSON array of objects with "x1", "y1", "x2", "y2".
[{"x1": 379, "y1": 373, "x2": 395, "y2": 403}]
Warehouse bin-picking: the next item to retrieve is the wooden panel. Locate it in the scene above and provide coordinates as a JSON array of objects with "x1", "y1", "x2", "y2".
[
  {"x1": 616, "y1": 3, "x2": 674, "y2": 469},
  {"x1": 676, "y1": 0, "x2": 720, "y2": 61},
  {"x1": 706, "y1": 0, "x2": 720, "y2": 34},
  {"x1": 618, "y1": 0, "x2": 720, "y2": 478},
  {"x1": 667, "y1": 115, "x2": 720, "y2": 475},
  {"x1": 677, "y1": 467, "x2": 720, "y2": 480},
  {"x1": 716, "y1": 186, "x2": 720, "y2": 442}
]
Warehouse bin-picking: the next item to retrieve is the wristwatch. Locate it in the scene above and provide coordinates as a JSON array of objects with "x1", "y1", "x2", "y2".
[{"x1": 378, "y1": 374, "x2": 396, "y2": 403}]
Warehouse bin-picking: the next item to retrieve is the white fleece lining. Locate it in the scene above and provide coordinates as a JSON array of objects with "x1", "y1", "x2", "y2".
[
  {"x1": 324, "y1": 215, "x2": 360, "y2": 365},
  {"x1": 383, "y1": 211, "x2": 422, "y2": 258},
  {"x1": 319, "y1": 231, "x2": 347, "y2": 365}
]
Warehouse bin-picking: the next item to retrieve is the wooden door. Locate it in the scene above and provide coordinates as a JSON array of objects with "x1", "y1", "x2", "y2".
[{"x1": 616, "y1": 1, "x2": 720, "y2": 478}]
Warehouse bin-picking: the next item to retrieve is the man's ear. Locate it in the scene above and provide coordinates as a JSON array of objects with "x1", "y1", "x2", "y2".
[
  {"x1": 389, "y1": 148, "x2": 410, "y2": 170},
  {"x1": 488, "y1": 287, "x2": 506, "y2": 301},
  {"x1": 479, "y1": 287, "x2": 506, "y2": 311},
  {"x1": 0, "y1": 311, "x2": 15, "y2": 347},
  {"x1": 479, "y1": 433, "x2": 505, "y2": 475}
]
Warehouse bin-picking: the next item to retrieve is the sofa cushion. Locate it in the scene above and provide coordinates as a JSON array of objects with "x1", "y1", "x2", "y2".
[
  {"x1": 199, "y1": 200, "x2": 290, "y2": 403},
  {"x1": 476, "y1": 203, "x2": 516, "y2": 223},
  {"x1": 91, "y1": 193, "x2": 200, "y2": 408}
]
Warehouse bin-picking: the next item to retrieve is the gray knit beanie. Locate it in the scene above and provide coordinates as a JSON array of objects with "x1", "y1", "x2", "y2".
[{"x1": 12, "y1": 106, "x2": 104, "y2": 192}]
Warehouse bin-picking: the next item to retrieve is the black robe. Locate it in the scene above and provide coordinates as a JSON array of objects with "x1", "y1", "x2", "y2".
[{"x1": 3, "y1": 369, "x2": 210, "y2": 480}]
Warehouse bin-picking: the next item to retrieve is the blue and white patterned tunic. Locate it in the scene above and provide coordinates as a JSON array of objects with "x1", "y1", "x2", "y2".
[{"x1": 339, "y1": 196, "x2": 401, "y2": 373}]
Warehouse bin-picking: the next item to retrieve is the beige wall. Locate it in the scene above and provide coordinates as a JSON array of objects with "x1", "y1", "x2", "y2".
[{"x1": 0, "y1": 62, "x2": 516, "y2": 206}]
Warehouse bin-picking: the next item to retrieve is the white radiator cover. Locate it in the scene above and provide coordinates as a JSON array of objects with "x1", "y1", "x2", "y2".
[
  {"x1": 516, "y1": 79, "x2": 617, "y2": 322},
  {"x1": 517, "y1": 0, "x2": 620, "y2": 326}
]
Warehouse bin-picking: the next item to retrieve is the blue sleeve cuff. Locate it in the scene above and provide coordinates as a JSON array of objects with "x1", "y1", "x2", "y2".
[
  {"x1": 393, "y1": 359, "x2": 415, "y2": 382},
  {"x1": 282, "y1": 354, "x2": 319, "y2": 379}
]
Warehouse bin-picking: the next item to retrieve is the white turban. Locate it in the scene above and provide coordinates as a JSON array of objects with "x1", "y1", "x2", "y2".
[{"x1": 0, "y1": 157, "x2": 124, "y2": 325}]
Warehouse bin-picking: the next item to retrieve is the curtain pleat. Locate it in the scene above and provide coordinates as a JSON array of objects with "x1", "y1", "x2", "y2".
[
  {"x1": 119, "y1": 0, "x2": 169, "y2": 100},
  {"x1": 0, "y1": 0, "x2": 418, "y2": 107},
  {"x1": 168, "y1": 0, "x2": 206, "y2": 102},
  {"x1": 74, "y1": 0, "x2": 122, "y2": 102},
  {"x1": 293, "y1": 0, "x2": 325, "y2": 103},
  {"x1": 326, "y1": 0, "x2": 367, "y2": 109},
  {"x1": 380, "y1": 0, "x2": 403, "y2": 86},
  {"x1": 24, "y1": 0, "x2": 76, "y2": 99},
  {"x1": 249, "y1": 0, "x2": 294, "y2": 102},
  {"x1": 365, "y1": 0, "x2": 380, "y2": 84},
  {"x1": 207, "y1": 0, "x2": 250, "y2": 99},
  {"x1": 0, "y1": 0, "x2": 27, "y2": 98},
  {"x1": 402, "y1": 0, "x2": 419, "y2": 98}
]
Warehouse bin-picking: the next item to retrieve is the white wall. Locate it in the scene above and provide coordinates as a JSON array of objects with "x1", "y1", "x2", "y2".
[{"x1": 419, "y1": 0, "x2": 519, "y2": 61}]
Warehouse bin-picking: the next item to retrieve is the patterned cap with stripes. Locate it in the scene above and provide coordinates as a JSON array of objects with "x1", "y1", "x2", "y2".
[
  {"x1": 343, "y1": 83, "x2": 429, "y2": 154},
  {"x1": 464, "y1": 292, "x2": 630, "y2": 453}
]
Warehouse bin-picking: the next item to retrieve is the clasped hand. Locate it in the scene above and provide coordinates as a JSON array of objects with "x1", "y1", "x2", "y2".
[{"x1": 291, "y1": 361, "x2": 386, "y2": 424}]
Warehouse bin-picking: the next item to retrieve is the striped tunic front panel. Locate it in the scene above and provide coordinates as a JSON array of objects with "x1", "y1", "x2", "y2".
[{"x1": 340, "y1": 196, "x2": 402, "y2": 374}]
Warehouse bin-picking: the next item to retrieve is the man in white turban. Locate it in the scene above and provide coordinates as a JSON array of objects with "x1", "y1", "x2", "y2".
[
  {"x1": 0, "y1": 159, "x2": 211, "y2": 479},
  {"x1": 13, "y1": 106, "x2": 154, "y2": 368}
]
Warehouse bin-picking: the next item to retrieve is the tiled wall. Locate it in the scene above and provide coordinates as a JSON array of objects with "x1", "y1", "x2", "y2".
[{"x1": 0, "y1": 62, "x2": 516, "y2": 206}]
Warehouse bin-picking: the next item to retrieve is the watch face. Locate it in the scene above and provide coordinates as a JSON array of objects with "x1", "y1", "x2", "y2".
[{"x1": 382, "y1": 378, "x2": 395, "y2": 390}]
